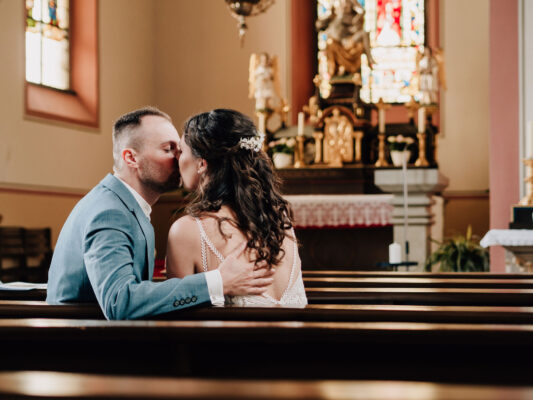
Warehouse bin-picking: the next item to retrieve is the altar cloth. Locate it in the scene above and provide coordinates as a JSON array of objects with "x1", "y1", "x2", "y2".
[
  {"x1": 480, "y1": 229, "x2": 533, "y2": 247},
  {"x1": 285, "y1": 194, "x2": 394, "y2": 228}
]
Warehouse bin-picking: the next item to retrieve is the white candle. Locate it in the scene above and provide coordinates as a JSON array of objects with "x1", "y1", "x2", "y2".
[
  {"x1": 258, "y1": 113, "x2": 266, "y2": 134},
  {"x1": 527, "y1": 121, "x2": 533, "y2": 159},
  {"x1": 378, "y1": 109, "x2": 385, "y2": 134},
  {"x1": 389, "y1": 243, "x2": 402, "y2": 264},
  {"x1": 418, "y1": 107, "x2": 426, "y2": 133},
  {"x1": 297, "y1": 112, "x2": 305, "y2": 136}
]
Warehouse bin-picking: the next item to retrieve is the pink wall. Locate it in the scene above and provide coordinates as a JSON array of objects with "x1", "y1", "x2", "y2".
[{"x1": 489, "y1": 0, "x2": 519, "y2": 271}]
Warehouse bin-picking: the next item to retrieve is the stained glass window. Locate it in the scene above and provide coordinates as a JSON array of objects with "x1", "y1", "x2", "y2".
[
  {"x1": 317, "y1": 0, "x2": 425, "y2": 104},
  {"x1": 25, "y1": 0, "x2": 70, "y2": 91}
]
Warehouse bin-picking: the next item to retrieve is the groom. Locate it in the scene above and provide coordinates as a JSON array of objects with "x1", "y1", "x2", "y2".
[{"x1": 47, "y1": 107, "x2": 274, "y2": 320}]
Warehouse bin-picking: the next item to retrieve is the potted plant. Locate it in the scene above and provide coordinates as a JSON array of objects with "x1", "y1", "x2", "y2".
[
  {"x1": 268, "y1": 137, "x2": 296, "y2": 168},
  {"x1": 387, "y1": 135, "x2": 415, "y2": 166},
  {"x1": 425, "y1": 226, "x2": 490, "y2": 272}
]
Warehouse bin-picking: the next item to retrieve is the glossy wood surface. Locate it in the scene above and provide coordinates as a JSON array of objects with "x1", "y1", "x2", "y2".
[{"x1": 3, "y1": 371, "x2": 533, "y2": 400}]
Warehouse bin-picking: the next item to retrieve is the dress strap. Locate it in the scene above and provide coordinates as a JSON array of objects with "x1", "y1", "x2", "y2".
[{"x1": 194, "y1": 218, "x2": 225, "y2": 266}]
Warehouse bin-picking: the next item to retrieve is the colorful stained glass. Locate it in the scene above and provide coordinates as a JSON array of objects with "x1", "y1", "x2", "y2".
[
  {"x1": 25, "y1": 0, "x2": 70, "y2": 91},
  {"x1": 317, "y1": 0, "x2": 425, "y2": 104}
]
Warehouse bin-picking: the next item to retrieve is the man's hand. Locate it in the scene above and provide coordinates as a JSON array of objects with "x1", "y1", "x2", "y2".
[{"x1": 218, "y1": 242, "x2": 275, "y2": 295}]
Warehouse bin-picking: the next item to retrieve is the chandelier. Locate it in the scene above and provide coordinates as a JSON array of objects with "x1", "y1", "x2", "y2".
[{"x1": 225, "y1": 0, "x2": 275, "y2": 46}]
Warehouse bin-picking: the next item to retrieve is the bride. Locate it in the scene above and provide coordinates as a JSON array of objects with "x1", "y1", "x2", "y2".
[{"x1": 166, "y1": 109, "x2": 307, "y2": 307}]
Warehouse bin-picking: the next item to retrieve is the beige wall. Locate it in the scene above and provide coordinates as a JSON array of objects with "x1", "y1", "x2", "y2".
[
  {"x1": 0, "y1": 0, "x2": 157, "y2": 243},
  {"x1": 439, "y1": 0, "x2": 490, "y2": 192},
  {"x1": 153, "y1": 0, "x2": 291, "y2": 127},
  {"x1": 0, "y1": 0, "x2": 156, "y2": 191}
]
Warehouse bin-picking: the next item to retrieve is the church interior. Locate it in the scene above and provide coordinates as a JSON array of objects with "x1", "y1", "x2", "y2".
[{"x1": 1, "y1": 0, "x2": 533, "y2": 398}]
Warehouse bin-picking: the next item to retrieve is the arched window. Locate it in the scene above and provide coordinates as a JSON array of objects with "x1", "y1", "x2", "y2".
[
  {"x1": 26, "y1": 0, "x2": 71, "y2": 91},
  {"x1": 24, "y1": 0, "x2": 99, "y2": 128},
  {"x1": 317, "y1": 0, "x2": 426, "y2": 104}
]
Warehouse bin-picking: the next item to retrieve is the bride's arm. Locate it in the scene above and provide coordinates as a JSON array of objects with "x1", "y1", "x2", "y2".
[{"x1": 166, "y1": 216, "x2": 199, "y2": 279}]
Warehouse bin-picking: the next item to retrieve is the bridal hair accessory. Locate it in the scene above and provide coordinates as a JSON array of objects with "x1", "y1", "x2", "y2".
[{"x1": 239, "y1": 132, "x2": 265, "y2": 152}]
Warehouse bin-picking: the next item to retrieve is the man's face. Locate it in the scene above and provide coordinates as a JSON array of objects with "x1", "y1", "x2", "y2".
[{"x1": 135, "y1": 115, "x2": 181, "y2": 194}]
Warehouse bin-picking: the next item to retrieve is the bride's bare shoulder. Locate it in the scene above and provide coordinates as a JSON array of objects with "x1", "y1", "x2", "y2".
[{"x1": 168, "y1": 215, "x2": 198, "y2": 244}]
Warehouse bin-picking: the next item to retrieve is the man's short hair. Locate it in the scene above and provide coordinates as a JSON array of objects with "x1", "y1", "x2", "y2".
[{"x1": 112, "y1": 106, "x2": 172, "y2": 172}]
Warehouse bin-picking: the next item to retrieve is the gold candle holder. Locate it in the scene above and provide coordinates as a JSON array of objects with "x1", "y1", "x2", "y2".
[
  {"x1": 414, "y1": 132, "x2": 429, "y2": 167},
  {"x1": 294, "y1": 136, "x2": 305, "y2": 168},
  {"x1": 520, "y1": 159, "x2": 533, "y2": 205},
  {"x1": 353, "y1": 130, "x2": 364, "y2": 164},
  {"x1": 374, "y1": 133, "x2": 390, "y2": 167},
  {"x1": 313, "y1": 131, "x2": 324, "y2": 164}
]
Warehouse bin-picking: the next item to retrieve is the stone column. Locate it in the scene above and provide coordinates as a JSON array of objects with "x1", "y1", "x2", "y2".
[{"x1": 375, "y1": 168, "x2": 449, "y2": 271}]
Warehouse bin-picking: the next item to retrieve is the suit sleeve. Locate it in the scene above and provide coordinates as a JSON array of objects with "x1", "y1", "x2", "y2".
[{"x1": 83, "y1": 209, "x2": 211, "y2": 320}]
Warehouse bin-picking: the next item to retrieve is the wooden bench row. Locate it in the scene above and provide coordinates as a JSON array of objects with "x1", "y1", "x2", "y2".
[
  {"x1": 9, "y1": 286, "x2": 533, "y2": 306},
  {"x1": 0, "y1": 317, "x2": 532, "y2": 384},
  {"x1": 302, "y1": 270, "x2": 533, "y2": 279},
  {"x1": 7, "y1": 301, "x2": 533, "y2": 325},
  {"x1": 1, "y1": 371, "x2": 531, "y2": 400}
]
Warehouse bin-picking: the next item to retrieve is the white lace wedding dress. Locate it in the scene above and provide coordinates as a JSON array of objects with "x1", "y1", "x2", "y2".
[{"x1": 195, "y1": 218, "x2": 307, "y2": 307}]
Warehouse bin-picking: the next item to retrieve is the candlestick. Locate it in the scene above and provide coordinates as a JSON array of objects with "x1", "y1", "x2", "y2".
[
  {"x1": 294, "y1": 136, "x2": 305, "y2": 168},
  {"x1": 258, "y1": 113, "x2": 266, "y2": 134},
  {"x1": 378, "y1": 109, "x2": 385, "y2": 134},
  {"x1": 527, "y1": 121, "x2": 533, "y2": 159},
  {"x1": 298, "y1": 112, "x2": 305, "y2": 136},
  {"x1": 418, "y1": 107, "x2": 426, "y2": 133},
  {"x1": 414, "y1": 132, "x2": 429, "y2": 167},
  {"x1": 389, "y1": 243, "x2": 402, "y2": 264},
  {"x1": 374, "y1": 133, "x2": 390, "y2": 167},
  {"x1": 313, "y1": 132, "x2": 324, "y2": 164},
  {"x1": 520, "y1": 159, "x2": 533, "y2": 205}
]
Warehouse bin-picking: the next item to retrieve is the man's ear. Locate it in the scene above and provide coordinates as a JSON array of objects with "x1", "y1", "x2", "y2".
[{"x1": 122, "y1": 148, "x2": 138, "y2": 168}]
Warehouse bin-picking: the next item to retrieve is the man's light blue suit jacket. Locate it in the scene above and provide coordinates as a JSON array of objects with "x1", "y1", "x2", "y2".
[{"x1": 46, "y1": 174, "x2": 210, "y2": 320}]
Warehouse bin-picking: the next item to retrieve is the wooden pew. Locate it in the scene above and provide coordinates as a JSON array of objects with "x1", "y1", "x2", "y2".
[
  {"x1": 304, "y1": 277, "x2": 533, "y2": 289},
  {"x1": 8, "y1": 285, "x2": 533, "y2": 307},
  {"x1": 1, "y1": 318, "x2": 533, "y2": 384},
  {"x1": 7, "y1": 301, "x2": 533, "y2": 325},
  {"x1": 303, "y1": 270, "x2": 533, "y2": 279},
  {"x1": 306, "y1": 287, "x2": 533, "y2": 306},
  {"x1": 1, "y1": 371, "x2": 533, "y2": 400}
]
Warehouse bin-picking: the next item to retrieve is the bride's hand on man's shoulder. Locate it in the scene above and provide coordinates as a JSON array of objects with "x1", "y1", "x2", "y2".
[{"x1": 218, "y1": 242, "x2": 275, "y2": 296}]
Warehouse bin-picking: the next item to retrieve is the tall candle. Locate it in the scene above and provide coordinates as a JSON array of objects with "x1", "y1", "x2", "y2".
[
  {"x1": 258, "y1": 113, "x2": 266, "y2": 134},
  {"x1": 527, "y1": 121, "x2": 533, "y2": 159},
  {"x1": 378, "y1": 109, "x2": 385, "y2": 134},
  {"x1": 389, "y1": 243, "x2": 401, "y2": 264},
  {"x1": 418, "y1": 107, "x2": 426, "y2": 133},
  {"x1": 297, "y1": 112, "x2": 305, "y2": 136}
]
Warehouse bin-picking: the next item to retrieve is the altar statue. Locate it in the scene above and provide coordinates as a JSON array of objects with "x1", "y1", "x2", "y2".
[
  {"x1": 417, "y1": 47, "x2": 447, "y2": 105},
  {"x1": 316, "y1": 0, "x2": 375, "y2": 77},
  {"x1": 249, "y1": 52, "x2": 282, "y2": 111}
]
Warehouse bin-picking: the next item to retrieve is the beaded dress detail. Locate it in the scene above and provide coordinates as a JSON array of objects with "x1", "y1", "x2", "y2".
[{"x1": 194, "y1": 218, "x2": 307, "y2": 307}]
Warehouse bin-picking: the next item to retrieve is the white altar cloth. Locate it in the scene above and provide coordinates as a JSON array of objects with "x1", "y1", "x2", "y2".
[
  {"x1": 480, "y1": 229, "x2": 533, "y2": 247},
  {"x1": 284, "y1": 194, "x2": 394, "y2": 228}
]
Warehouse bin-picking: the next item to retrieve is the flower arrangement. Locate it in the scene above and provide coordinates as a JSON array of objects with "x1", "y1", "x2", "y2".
[
  {"x1": 268, "y1": 137, "x2": 296, "y2": 154},
  {"x1": 387, "y1": 135, "x2": 415, "y2": 151}
]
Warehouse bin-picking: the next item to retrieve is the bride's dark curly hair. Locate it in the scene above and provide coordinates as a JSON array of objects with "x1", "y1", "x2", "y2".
[{"x1": 182, "y1": 108, "x2": 294, "y2": 267}]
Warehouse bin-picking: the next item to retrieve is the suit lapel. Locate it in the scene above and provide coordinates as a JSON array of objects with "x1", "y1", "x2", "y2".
[{"x1": 100, "y1": 174, "x2": 155, "y2": 281}]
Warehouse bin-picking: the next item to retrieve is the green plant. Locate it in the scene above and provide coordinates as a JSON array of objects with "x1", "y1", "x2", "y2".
[
  {"x1": 425, "y1": 225, "x2": 489, "y2": 272},
  {"x1": 387, "y1": 135, "x2": 415, "y2": 151},
  {"x1": 268, "y1": 137, "x2": 296, "y2": 154}
]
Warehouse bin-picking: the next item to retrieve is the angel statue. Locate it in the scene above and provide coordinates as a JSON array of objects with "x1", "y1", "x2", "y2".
[
  {"x1": 249, "y1": 52, "x2": 282, "y2": 111},
  {"x1": 416, "y1": 47, "x2": 447, "y2": 105},
  {"x1": 316, "y1": 0, "x2": 375, "y2": 77}
]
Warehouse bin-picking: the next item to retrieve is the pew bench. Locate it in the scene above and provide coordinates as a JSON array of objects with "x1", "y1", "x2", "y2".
[
  {"x1": 303, "y1": 270, "x2": 533, "y2": 279},
  {"x1": 304, "y1": 277, "x2": 533, "y2": 289},
  {"x1": 1, "y1": 371, "x2": 533, "y2": 400},
  {"x1": 7, "y1": 301, "x2": 533, "y2": 325},
  {"x1": 0, "y1": 318, "x2": 533, "y2": 384}
]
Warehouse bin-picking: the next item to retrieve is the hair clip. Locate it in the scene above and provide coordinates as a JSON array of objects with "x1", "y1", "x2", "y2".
[{"x1": 238, "y1": 132, "x2": 265, "y2": 152}]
